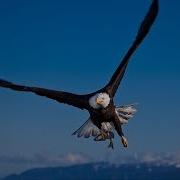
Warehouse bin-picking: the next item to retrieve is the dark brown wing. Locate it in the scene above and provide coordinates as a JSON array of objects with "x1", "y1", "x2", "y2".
[
  {"x1": 104, "y1": 0, "x2": 159, "y2": 97},
  {"x1": 0, "y1": 79, "x2": 89, "y2": 110}
]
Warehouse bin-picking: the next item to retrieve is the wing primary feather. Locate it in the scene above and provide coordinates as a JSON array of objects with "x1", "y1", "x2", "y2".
[
  {"x1": 104, "y1": 0, "x2": 159, "y2": 97},
  {"x1": 0, "y1": 79, "x2": 88, "y2": 109}
]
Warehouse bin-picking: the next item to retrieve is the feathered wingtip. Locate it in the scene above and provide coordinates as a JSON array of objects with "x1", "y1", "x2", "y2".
[
  {"x1": 0, "y1": 79, "x2": 12, "y2": 87},
  {"x1": 135, "y1": 0, "x2": 159, "y2": 44}
]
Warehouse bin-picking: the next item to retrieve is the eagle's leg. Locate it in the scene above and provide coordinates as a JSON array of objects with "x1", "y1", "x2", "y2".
[
  {"x1": 108, "y1": 138, "x2": 114, "y2": 149},
  {"x1": 113, "y1": 118, "x2": 128, "y2": 148},
  {"x1": 121, "y1": 136, "x2": 128, "y2": 148},
  {"x1": 94, "y1": 130, "x2": 108, "y2": 141},
  {"x1": 93, "y1": 120, "x2": 108, "y2": 141},
  {"x1": 107, "y1": 131, "x2": 114, "y2": 149},
  {"x1": 101, "y1": 130, "x2": 108, "y2": 137}
]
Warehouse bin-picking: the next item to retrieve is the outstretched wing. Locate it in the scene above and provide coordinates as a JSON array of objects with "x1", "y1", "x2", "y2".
[
  {"x1": 104, "y1": 0, "x2": 159, "y2": 97},
  {"x1": 0, "y1": 79, "x2": 89, "y2": 110}
]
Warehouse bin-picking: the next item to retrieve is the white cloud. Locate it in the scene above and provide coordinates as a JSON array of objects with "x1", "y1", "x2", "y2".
[{"x1": 0, "y1": 152, "x2": 92, "y2": 178}]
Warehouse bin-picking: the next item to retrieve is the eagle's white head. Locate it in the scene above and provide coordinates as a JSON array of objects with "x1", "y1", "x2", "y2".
[{"x1": 89, "y1": 93, "x2": 110, "y2": 109}]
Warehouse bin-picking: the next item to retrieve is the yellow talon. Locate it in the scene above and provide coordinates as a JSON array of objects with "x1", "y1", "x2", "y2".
[{"x1": 121, "y1": 136, "x2": 128, "y2": 148}]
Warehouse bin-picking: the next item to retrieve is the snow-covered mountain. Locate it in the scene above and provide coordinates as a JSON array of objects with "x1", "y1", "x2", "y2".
[{"x1": 1, "y1": 152, "x2": 180, "y2": 180}]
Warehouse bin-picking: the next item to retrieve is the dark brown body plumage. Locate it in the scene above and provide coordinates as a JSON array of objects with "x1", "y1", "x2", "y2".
[{"x1": 89, "y1": 102, "x2": 115, "y2": 124}]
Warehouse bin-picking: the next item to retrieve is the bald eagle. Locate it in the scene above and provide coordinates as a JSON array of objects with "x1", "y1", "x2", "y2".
[{"x1": 0, "y1": 0, "x2": 158, "y2": 149}]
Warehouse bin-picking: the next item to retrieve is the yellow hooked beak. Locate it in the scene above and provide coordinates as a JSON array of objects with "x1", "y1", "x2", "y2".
[{"x1": 96, "y1": 98, "x2": 103, "y2": 105}]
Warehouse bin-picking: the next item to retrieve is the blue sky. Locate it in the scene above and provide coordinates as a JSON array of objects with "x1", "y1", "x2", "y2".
[{"x1": 0, "y1": 0, "x2": 180, "y2": 171}]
